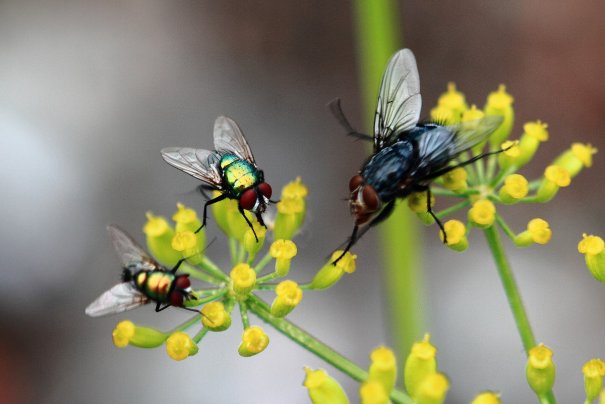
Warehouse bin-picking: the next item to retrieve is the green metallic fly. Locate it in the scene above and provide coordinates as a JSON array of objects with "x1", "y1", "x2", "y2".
[{"x1": 161, "y1": 116, "x2": 274, "y2": 241}]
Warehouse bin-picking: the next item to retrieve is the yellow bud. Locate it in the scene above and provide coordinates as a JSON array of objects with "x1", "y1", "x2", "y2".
[
  {"x1": 462, "y1": 104, "x2": 485, "y2": 122},
  {"x1": 309, "y1": 251, "x2": 356, "y2": 290},
  {"x1": 471, "y1": 391, "x2": 501, "y2": 404},
  {"x1": 536, "y1": 165, "x2": 570, "y2": 202},
  {"x1": 527, "y1": 219, "x2": 552, "y2": 244},
  {"x1": 499, "y1": 174, "x2": 528, "y2": 203},
  {"x1": 468, "y1": 199, "x2": 496, "y2": 228},
  {"x1": 553, "y1": 143, "x2": 597, "y2": 178},
  {"x1": 230, "y1": 263, "x2": 256, "y2": 297},
  {"x1": 304, "y1": 367, "x2": 349, "y2": 404},
  {"x1": 440, "y1": 220, "x2": 468, "y2": 251},
  {"x1": 171, "y1": 231, "x2": 204, "y2": 265},
  {"x1": 359, "y1": 381, "x2": 388, "y2": 404},
  {"x1": 271, "y1": 280, "x2": 303, "y2": 317},
  {"x1": 368, "y1": 346, "x2": 397, "y2": 396},
  {"x1": 112, "y1": 320, "x2": 135, "y2": 348},
  {"x1": 437, "y1": 82, "x2": 468, "y2": 116},
  {"x1": 165, "y1": 331, "x2": 198, "y2": 361},
  {"x1": 143, "y1": 212, "x2": 181, "y2": 267},
  {"x1": 275, "y1": 197, "x2": 305, "y2": 240},
  {"x1": 526, "y1": 343, "x2": 555, "y2": 397},
  {"x1": 282, "y1": 176, "x2": 309, "y2": 199},
  {"x1": 571, "y1": 143, "x2": 597, "y2": 168},
  {"x1": 441, "y1": 167, "x2": 468, "y2": 192},
  {"x1": 484, "y1": 84, "x2": 514, "y2": 147},
  {"x1": 515, "y1": 121, "x2": 548, "y2": 167},
  {"x1": 270, "y1": 239, "x2": 298, "y2": 276},
  {"x1": 498, "y1": 140, "x2": 521, "y2": 170},
  {"x1": 238, "y1": 326, "x2": 269, "y2": 357},
  {"x1": 405, "y1": 334, "x2": 437, "y2": 399},
  {"x1": 430, "y1": 105, "x2": 458, "y2": 125},
  {"x1": 243, "y1": 224, "x2": 266, "y2": 256},
  {"x1": 172, "y1": 202, "x2": 202, "y2": 233},
  {"x1": 579, "y1": 234, "x2": 605, "y2": 282},
  {"x1": 201, "y1": 301, "x2": 231, "y2": 331},
  {"x1": 408, "y1": 192, "x2": 435, "y2": 225},
  {"x1": 583, "y1": 359, "x2": 605, "y2": 401},
  {"x1": 415, "y1": 372, "x2": 449, "y2": 404}
]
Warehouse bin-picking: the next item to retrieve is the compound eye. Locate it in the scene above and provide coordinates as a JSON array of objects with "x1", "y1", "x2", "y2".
[
  {"x1": 169, "y1": 291, "x2": 184, "y2": 307},
  {"x1": 257, "y1": 182, "x2": 272, "y2": 199},
  {"x1": 240, "y1": 188, "x2": 258, "y2": 210},
  {"x1": 175, "y1": 275, "x2": 190, "y2": 290},
  {"x1": 362, "y1": 185, "x2": 380, "y2": 211},
  {"x1": 349, "y1": 175, "x2": 363, "y2": 192}
]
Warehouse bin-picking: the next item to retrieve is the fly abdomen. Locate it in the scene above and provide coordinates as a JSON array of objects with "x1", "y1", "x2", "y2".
[{"x1": 133, "y1": 270, "x2": 176, "y2": 303}]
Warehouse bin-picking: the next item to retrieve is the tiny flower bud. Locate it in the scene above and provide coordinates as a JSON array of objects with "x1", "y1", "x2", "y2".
[
  {"x1": 269, "y1": 239, "x2": 298, "y2": 276},
  {"x1": 471, "y1": 391, "x2": 501, "y2": 404},
  {"x1": 515, "y1": 121, "x2": 548, "y2": 167},
  {"x1": 431, "y1": 105, "x2": 458, "y2": 125},
  {"x1": 274, "y1": 197, "x2": 305, "y2": 240},
  {"x1": 468, "y1": 199, "x2": 496, "y2": 228},
  {"x1": 238, "y1": 326, "x2": 269, "y2": 357},
  {"x1": 554, "y1": 143, "x2": 597, "y2": 178},
  {"x1": 172, "y1": 202, "x2": 202, "y2": 234},
  {"x1": 405, "y1": 334, "x2": 438, "y2": 399},
  {"x1": 282, "y1": 176, "x2": 309, "y2": 200},
  {"x1": 165, "y1": 331, "x2": 198, "y2": 361},
  {"x1": 171, "y1": 231, "x2": 204, "y2": 265},
  {"x1": 368, "y1": 346, "x2": 397, "y2": 396},
  {"x1": 484, "y1": 84, "x2": 514, "y2": 147},
  {"x1": 201, "y1": 301, "x2": 231, "y2": 331},
  {"x1": 578, "y1": 234, "x2": 605, "y2": 282},
  {"x1": 499, "y1": 174, "x2": 528, "y2": 204},
  {"x1": 526, "y1": 343, "x2": 555, "y2": 397},
  {"x1": 359, "y1": 381, "x2": 388, "y2": 404},
  {"x1": 143, "y1": 212, "x2": 181, "y2": 267},
  {"x1": 498, "y1": 140, "x2": 521, "y2": 170},
  {"x1": 415, "y1": 372, "x2": 449, "y2": 404},
  {"x1": 440, "y1": 220, "x2": 468, "y2": 252},
  {"x1": 230, "y1": 263, "x2": 256, "y2": 297},
  {"x1": 243, "y1": 224, "x2": 266, "y2": 256},
  {"x1": 309, "y1": 251, "x2": 356, "y2": 290},
  {"x1": 440, "y1": 167, "x2": 468, "y2": 192},
  {"x1": 583, "y1": 358, "x2": 605, "y2": 402},
  {"x1": 536, "y1": 165, "x2": 570, "y2": 202},
  {"x1": 463, "y1": 106, "x2": 487, "y2": 154},
  {"x1": 437, "y1": 82, "x2": 468, "y2": 117},
  {"x1": 112, "y1": 320, "x2": 135, "y2": 348},
  {"x1": 303, "y1": 367, "x2": 349, "y2": 404},
  {"x1": 408, "y1": 191, "x2": 435, "y2": 225},
  {"x1": 515, "y1": 219, "x2": 552, "y2": 247},
  {"x1": 271, "y1": 280, "x2": 303, "y2": 318}
]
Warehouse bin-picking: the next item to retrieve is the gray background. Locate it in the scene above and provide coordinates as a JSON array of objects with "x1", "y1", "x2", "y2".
[{"x1": 1, "y1": 1, "x2": 604, "y2": 403}]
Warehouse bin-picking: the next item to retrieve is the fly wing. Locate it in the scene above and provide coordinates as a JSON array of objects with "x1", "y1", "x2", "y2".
[
  {"x1": 161, "y1": 147, "x2": 223, "y2": 189},
  {"x1": 107, "y1": 225, "x2": 160, "y2": 271},
  {"x1": 213, "y1": 116, "x2": 256, "y2": 165},
  {"x1": 85, "y1": 283, "x2": 149, "y2": 317},
  {"x1": 446, "y1": 115, "x2": 504, "y2": 155},
  {"x1": 374, "y1": 49, "x2": 422, "y2": 151}
]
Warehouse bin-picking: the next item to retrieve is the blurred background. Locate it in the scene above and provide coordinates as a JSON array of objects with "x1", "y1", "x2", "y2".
[{"x1": 1, "y1": 1, "x2": 604, "y2": 403}]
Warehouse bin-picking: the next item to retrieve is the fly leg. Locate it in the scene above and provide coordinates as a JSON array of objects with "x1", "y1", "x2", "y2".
[
  {"x1": 255, "y1": 212, "x2": 267, "y2": 229},
  {"x1": 169, "y1": 258, "x2": 187, "y2": 274},
  {"x1": 196, "y1": 192, "x2": 229, "y2": 233},
  {"x1": 332, "y1": 200, "x2": 396, "y2": 265},
  {"x1": 238, "y1": 205, "x2": 259, "y2": 242},
  {"x1": 328, "y1": 98, "x2": 373, "y2": 142},
  {"x1": 155, "y1": 302, "x2": 171, "y2": 312},
  {"x1": 421, "y1": 186, "x2": 447, "y2": 244}
]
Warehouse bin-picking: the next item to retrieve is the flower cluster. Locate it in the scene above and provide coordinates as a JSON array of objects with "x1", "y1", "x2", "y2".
[
  {"x1": 410, "y1": 83, "x2": 596, "y2": 251},
  {"x1": 109, "y1": 177, "x2": 358, "y2": 361}
]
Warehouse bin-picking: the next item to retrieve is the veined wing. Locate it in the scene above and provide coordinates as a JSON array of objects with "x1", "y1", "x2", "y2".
[
  {"x1": 446, "y1": 115, "x2": 503, "y2": 155},
  {"x1": 85, "y1": 283, "x2": 149, "y2": 317},
  {"x1": 161, "y1": 147, "x2": 223, "y2": 188},
  {"x1": 213, "y1": 116, "x2": 256, "y2": 165},
  {"x1": 107, "y1": 225, "x2": 160, "y2": 271},
  {"x1": 374, "y1": 49, "x2": 422, "y2": 151}
]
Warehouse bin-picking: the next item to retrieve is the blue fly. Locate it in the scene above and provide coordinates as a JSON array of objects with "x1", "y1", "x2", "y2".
[{"x1": 330, "y1": 49, "x2": 503, "y2": 263}]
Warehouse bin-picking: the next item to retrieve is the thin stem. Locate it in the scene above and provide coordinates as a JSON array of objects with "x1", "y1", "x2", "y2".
[
  {"x1": 192, "y1": 326, "x2": 209, "y2": 344},
  {"x1": 483, "y1": 226, "x2": 557, "y2": 404},
  {"x1": 169, "y1": 314, "x2": 202, "y2": 334},
  {"x1": 239, "y1": 300, "x2": 250, "y2": 329},
  {"x1": 431, "y1": 187, "x2": 480, "y2": 198},
  {"x1": 254, "y1": 252, "x2": 274, "y2": 274},
  {"x1": 257, "y1": 272, "x2": 279, "y2": 284},
  {"x1": 435, "y1": 199, "x2": 471, "y2": 220},
  {"x1": 229, "y1": 238, "x2": 238, "y2": 265},
  {"x1": 247, "y1": 295, "x2": 413, "y2": 404},
  {"x1": 179, "y1": 262, "x2": 222, "y2": 284},
  {"x1": 199, "y1": 256, "x2": 230, "y2": 282},
  {"x1": 185, "y1": 288, "x2": 229, "y2": 308},
  {"x1": 495, "y1": 214, "x2": 517, "y2": 241}
]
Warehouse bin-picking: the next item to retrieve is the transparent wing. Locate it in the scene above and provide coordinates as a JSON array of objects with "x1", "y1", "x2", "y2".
[
  {"x1": 85, "y1": 283, "x2": 149, "y2": 317},
  {"x1": 161, "y1": 147, "x2": 223, "y2": 188},
  {"x1": 374, "y1": 49, "x2": 422, "y2": 150},
  {"x1": 213, "y1": 116, "x2": 256, "y2": 165},
  {"x1": 445, "y1": 115, "x2": 504, "y2": 155},
  {"x1": 107, "y1": 225, "x2": 160, "y2": 270}
]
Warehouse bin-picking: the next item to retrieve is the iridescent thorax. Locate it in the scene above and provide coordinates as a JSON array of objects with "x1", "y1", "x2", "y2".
[{"x1": 220, "y1": 153, "x2": 259, "y2": 196}]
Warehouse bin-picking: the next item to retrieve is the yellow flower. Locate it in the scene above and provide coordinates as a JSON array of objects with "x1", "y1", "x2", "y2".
[
  {"x1": 282, "y1": 176, "x2": 309, "y2": 199},
  {"x1": 471, "y1": 391, "x2": 501, "y2": 404},
  {"x1": 430, "y1": 105, "x2": 458, "y2": 125},
  {"x1": 405, "y1": 334, "x2": 437, "y2": 399},
  {"x1": 238, "y1": 326, "x2": 269, "y2": 357},
  {"x1": 172, "y1": 202, "x2": 202, "y2": 234},
  {"x1": 112, "y1": 320, "x2": 135, "y2": 348},
  {"x1": 269, "y1": 239, "x2": 298, "y2": 276},
  {"x1": 201, "y1": 301, "x2": 231, "y2": 331},
  {"x1": 271, "y1": 280, "x2": 303, "y2": 317},
  {"x1": 165, "y1": 331, "x2": 198, "y2": 361},
  {"x1": 517, "y1": 120, "x2": 549, "y2": 167},
  {"x1": 484, "y1": 84, "x2": 514, "y2": 147},
  {"x1": 359, "y1": 381, "x2": 388, "y2": 404},
  {"x1": 583, "y1": 358, "x2": 605, "y2": 401},
  {"x1": 309, "y1": 251, "x2": 357, "y2": 290},
  {"x1": 578, "y1": 234, "x2": 605, "y2": 256},
  {"x1": 230, "y1": 263, "x2": 256, "y2": 297},
  {"x1": 368, "y1": 346, "x2": 397, "y2": 396},
  {"x1": 554, "y1": 143, "x2": 597, "y2": 178},
  {"x1": 304, "y1": 367, "x2": 349, "y2": 404},
  {"x1": 526, "y1": 343, "x2": 555, "y2": 396},
  {"x1": 499, "y1": 174, "x2": 528, "y2": 203},
  {"x1": 440, "y1": 220, "x2": 468, "y2": 251},
  {"x1": 143, "y1": 211, "x2": 181, "y2": 267},
  {"x1": 415, "y1": 372, "x2": 449, "y2": 404},
  {"x1": 468, "y1": 199, "x2": 496, "y2": 228},
  {"x1": 578, "y1": 234, "x2": 605, "y2": 282},
  {"x1": 536, "y1": 165, "x2": 571, "y2": 202},
  {"x1": 243, "y1": 223, "x2": 266, "y2": 255},
  {"x1": 440, "y1": 167, "x2": 468, "y2": 192},
  {"x1": 437, "y1": 82, "x2": 468, "y2": 117}
]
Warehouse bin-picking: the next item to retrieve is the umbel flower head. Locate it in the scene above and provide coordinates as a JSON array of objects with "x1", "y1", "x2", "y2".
[
  {"x1": 416, "y1": 83, "x2": 596, "y2": 250},
  {"x1": 98, "y1": 178, "x2": 358, "y2": 361}
]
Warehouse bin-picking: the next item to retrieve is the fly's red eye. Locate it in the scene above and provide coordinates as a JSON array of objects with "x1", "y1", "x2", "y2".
[
  {"x1": 362, "y1": 185, "x2": 380, "y2": 211},
  {"x1": 349, "y1": 175, "x2": 363, "y2": 192},
  {"x1": 175, "y1": 275, "x2": 190, "y2": 290},
  {"x1": 170, "y1": 291, "x2": 184, "y2": 307},
  {"x1": 240, "y1": 188, "x2": 257, "y2": 210},
  {"x1": 257, "y1": 182, "x2": 272, "y2": 199}
]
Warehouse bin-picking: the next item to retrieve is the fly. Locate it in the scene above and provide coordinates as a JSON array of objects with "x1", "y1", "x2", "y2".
[
  {"x1": 161, "y1": 116, "x2": 273, "y2": 241},
  {"x1": 85, "y1": 225, "x2": 197, "y2": 317},
  {"x1": 330, "y1": 49, "x2": 504, "y2": 263}
]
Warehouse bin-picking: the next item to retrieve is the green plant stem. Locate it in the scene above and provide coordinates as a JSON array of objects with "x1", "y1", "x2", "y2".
[
  {"x1": 253, "y1": 252, "x2": 274, "y2": 274},
  {"x1": 483, "y1": 226, "x2": 556, "y2": 403},
  {"x1": 247, "y1": 295, "x2": 413, "y2": 404},
  {"x1": 193, "y1": 326, "x2": 209, "y2": 344},
  {"x1": 200, "y1": 256, "x2": 230, "y2": 282},
  {"x1": 435, "y1": 199, "x2": 471, "y2": 220},
  {"x1": 170, "y1": 314, "x2": 203, "y2": 334},
  {"x1": 239, "y1": 300, "x2": 250, "y2": 328},
  {"x1": 179, "y1": 262, "x2": 222, "y2": 283}
]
